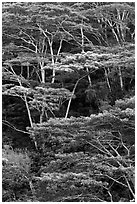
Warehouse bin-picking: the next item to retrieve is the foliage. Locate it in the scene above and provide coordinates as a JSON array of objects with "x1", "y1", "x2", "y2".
[
  {"x1": 3, "y1": 81, "x2": 73, "y2": 122},
  {"x1": 2, "y1": 2, "x2": 135, "y2": 202},
  {"x1": 27, "y1": 96, "x2": 135, "y2": 202}
]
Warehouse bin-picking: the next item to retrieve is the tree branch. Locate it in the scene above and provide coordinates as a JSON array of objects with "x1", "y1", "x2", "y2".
[{"x1": 2, "y1": 120, "x2": 30, "y2": 135}]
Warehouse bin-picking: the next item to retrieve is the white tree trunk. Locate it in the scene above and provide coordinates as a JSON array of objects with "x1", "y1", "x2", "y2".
[
  {"x1": 9, "y1": 64, "x2": 38, "y2": 150},
  {"x1": 41, "y1": 68, "x2": 45, "y2": 83},
  {"x1": 104, "y1": 68, "x2": 111, "y2": 92},
  {"x1": 86, "y1": 67, "x2": 92, "y2": 87},
  {"x1": 80, "y1": 20, "x2": 85, "y2": 53},
  {"x1": 49, "y1": 41, "x2": 55, "y2": 84},
  {"x1": 118, "y1": 66, "x2": 124, "y2": 90}
]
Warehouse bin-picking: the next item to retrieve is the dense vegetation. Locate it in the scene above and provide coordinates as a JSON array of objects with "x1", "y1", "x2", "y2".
[{"x1": 2, "y1": 2, "x2": 135, "y2": 202}]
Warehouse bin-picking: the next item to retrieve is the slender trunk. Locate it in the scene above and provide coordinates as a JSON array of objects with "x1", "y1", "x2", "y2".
[
  {"x1": 49, "y1": 41, "x2": 55, "y2": 84},
  {"x1": 55, "y1": 39, "x2": 63, "y2": 63},
  {"x1": 120, "y1": 26, "x2": 125, "y2": 43},
  {"x1": 24, "y1": 95, "x2": 33, "y2": 128},
  {"x1": 80, "y1": 23, "x2": 91, "y2": 86},
  {"x1": 23, "y1": 95, "x2": 38, "y2": 150},
  {"x1": 9, "y1": 64, "x2": 38, "y2": 150},
  {"x1": 118, "y1": 66, "x2": 124, "y2": 91},
  {"x1": 50, "y1": 38, "x2": 63, "y2": 84},
  {"x1": 99, "y1": 18, "x2": 109, "y2": 46},
  {"x1": 36, "y1": 64, "x2": 42, "y2": 83},
  {"x1": 50, "y1": 49, "x2": 55, "y2": 83},
  {"x1": 116, "y1": 9, "x2": 122, "y2": 42},
  {"x1": 37, "y1": 26, "x2": 52, "y2": 82},
  {"x1": 41, "y1": 67, "x2": 45, "y2": 83},
  {"x1": 50, "y1": 38, "x2": 63, "y2": 83},
  {"x1": 36, "y1": 53, "x2": 45, "y2": 83},
  {"x1": 52, "y1": 68, "x2": 55, "y2": 84},
  {"x1": 86, "y1": 67, "x2": 92, "y2": 87},
  {"x1": 65, "y1": 83, "x2": 77, "y2": 119},
  {"x1": 40, "y1": 106, "x2": 45, "y2": 124},
  {"x1": 118, "y1": 9, "x2": 125, "y2": 42},
  {"x1": 116, "y1": 24, "x2": 122, "y2": 43},
  {"x1": 21, "y1": 65, "x2": 23, "y2": 75},
  {"x1": 80, "y1": 20, "x2": 85, "y2": 53},
  {"x1": 39, "y1": 59, "x2": 45, "y2": 83},
  {"x1": 45, "y1": 110, "x2": 48, "y2": 121},
  {"x1": 104, "y1": 68, "x2": 111, "y2": 92},
  {"x1": 65, "y1": 73, "x2": 90, "y2": 119},
  {"x1": 9, "y1": 65, "x2": 33, "y2": 127},
  {"x1": 112, "y1": 27, "x2": 120, "y2": 45},
  {"x1": 107, "y1": 20, "x2": 120, "y2": 45}
]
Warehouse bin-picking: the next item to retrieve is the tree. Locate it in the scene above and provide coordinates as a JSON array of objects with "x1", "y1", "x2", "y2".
[
  {"x1": 2, "y1": 2, "x2": 135, "y2": 202},
  {"x1": 2, "y1": 2, "x2": 74, "y2": 83},
  {"x1": 90, "y1": 3, "x2": 135, "y2": 45},
  {"x1": 2, "y1": 60, "x2": 73, "y2": 149},
  {"x1": 27, "y1": 96, "x2": 135, "y2": 202}
]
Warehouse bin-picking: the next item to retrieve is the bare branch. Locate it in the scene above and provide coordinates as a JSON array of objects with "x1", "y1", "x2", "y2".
[
  {"x1": 101, "y1": 174, "x2": 128, "y2": 188},
  {"x1": 19, "y1": 45, "x2": 36, "y2": 53},
  {"x1": 59, "y1": 22, "x2": 82, "y2": 47},
  {"x1": 2, "y1": 120, "x2": 30, "y2": 135},
  {"x1": 86, "y1": 140, "x2": 109, "y2": 155},
  {"x1": 118, "y1": 131, "x2": 130, "y2": 156},
  {"x1": 108, "y1": 143, "x2": 121, "y2": 157},
  {"x1": 55, "y1": 38, "x2": 63, "y2": 63},
  {"x1": 20, "y1": 29, "x2": 37, "y2": 43}
]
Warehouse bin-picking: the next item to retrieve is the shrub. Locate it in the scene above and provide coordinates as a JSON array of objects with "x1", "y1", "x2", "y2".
[{"x1": 2, "y1": 148, "x2": 36, "y2": 202}]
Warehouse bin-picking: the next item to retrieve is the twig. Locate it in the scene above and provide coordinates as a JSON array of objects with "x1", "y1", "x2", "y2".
[
  {"x1": 97, "y1": 139, "x2": 114, "y2": 157},
  {"x1": 95, "y1": 173, "x2": 128, "y2": 188},
  {"x1": 86, "y1": 141, "x2": 110, "y2": 155},
  {"x1": 108, "y1": 143, "x2": 121, "y2": 157},
  {"x1": 105, "y1": 175, "x2": 128, "y2": 188},
  {"x1": 19, "y1": 45, "x2": 36, "y2": 53}
]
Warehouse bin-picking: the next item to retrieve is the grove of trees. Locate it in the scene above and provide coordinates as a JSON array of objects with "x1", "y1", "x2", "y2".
[{"x1": 2, "y1": 2, "x2": 135, "y2": 202}]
